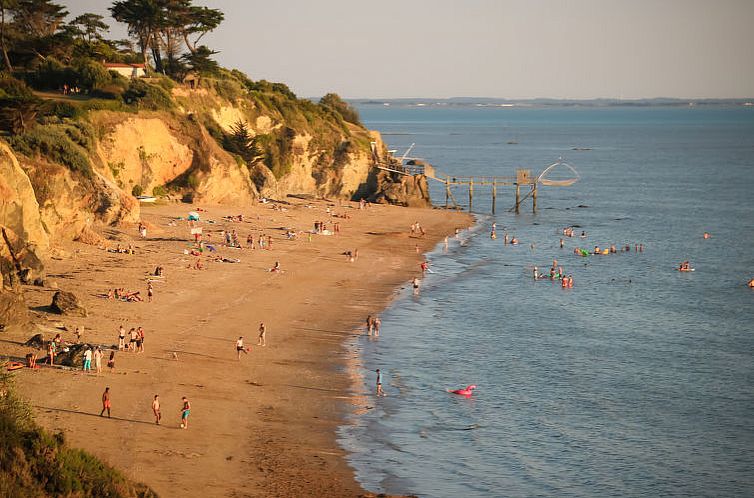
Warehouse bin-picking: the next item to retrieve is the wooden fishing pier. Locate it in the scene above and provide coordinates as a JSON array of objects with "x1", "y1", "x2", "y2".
[{"x1": 376, "y1": 159, "x2": 579, "y2": 214}]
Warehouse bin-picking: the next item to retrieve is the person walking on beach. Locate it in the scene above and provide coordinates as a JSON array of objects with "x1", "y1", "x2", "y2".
[
  {"x1": 257, "y1": 322, "x2": 266, "y2": 346},
  {"x1": 376, "y1": 369, "x2": 385, "y2": 397},
  {"x1": 180, "y1": 397, "x2": 191, "y2": 429},
  {"x1": 236, "y1": 336, "x2": 248, "y2": 359},
  {"x1": 93, "y1": 347, "x2": 102, "y2": 374},
  {"x1": 147, "y1": 281, "x2": 153, "y2": 302},
  {"x1": 100, "y1": 387, "x2": 111, "y2": 417},
  {"x1": 137, "y1": 327, "x2": 145, "y2": 353},
  {"x1": 83, "y1": 347, "x2": 92, "y2": 372},
  {"x1": 152, "y1": 395, "x2": 161, "y2": 425},
  {"x1": 107, "y1": 351, "x2": 116, "y2": 372},
  {"x1": 118, "y1": 325, "x2": 126, "y2": 351}
]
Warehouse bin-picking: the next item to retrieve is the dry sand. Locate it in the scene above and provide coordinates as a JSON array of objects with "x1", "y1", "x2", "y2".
[{"x1": 2, "y1": 198, "x2": 470, "y2": 497}]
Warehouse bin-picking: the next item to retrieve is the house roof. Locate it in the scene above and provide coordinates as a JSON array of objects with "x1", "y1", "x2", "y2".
[{"x1": 103, "y1": 63, "x2": 146, "y2": 69}]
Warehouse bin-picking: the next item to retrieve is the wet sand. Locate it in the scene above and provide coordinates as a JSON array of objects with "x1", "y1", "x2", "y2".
[{"x1": 3, "y1": 198, "x2": 470, "y2": 497}]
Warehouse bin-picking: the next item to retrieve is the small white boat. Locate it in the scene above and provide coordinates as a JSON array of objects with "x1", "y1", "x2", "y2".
[{"x1": 136, "y1": 196, "x2": 157, "y2": 203}]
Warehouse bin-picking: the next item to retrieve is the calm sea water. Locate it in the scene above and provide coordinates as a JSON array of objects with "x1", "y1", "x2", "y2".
[{"x1": 338, "y1": 105, "x2": 754, "y2": 497}]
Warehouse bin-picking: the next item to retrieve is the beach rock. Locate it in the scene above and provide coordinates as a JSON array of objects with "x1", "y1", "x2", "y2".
[
  {"x1": 50, "y1": 290, "x2": 87, "y2": 317},
  {"x1": 370, "y1": 170, "x2": 431, "y2": 208},
  {"x1": 24, "y1": 333, "x2": 46, "y2": 349},
  {"x1": 57, "y1": 343, "x2": 89, "y2": 368},
  {"x1": 74, "y1": 226, "x2": 105, "y2": 246}
]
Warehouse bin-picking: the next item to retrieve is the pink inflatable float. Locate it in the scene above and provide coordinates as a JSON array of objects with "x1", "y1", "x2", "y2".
[{"x1": 448, "y1": 385, "x2": 477, "y2": 396}]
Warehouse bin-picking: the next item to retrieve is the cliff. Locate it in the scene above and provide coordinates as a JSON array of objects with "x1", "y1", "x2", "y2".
[{"x1": 0, "y1": 75, "x2": 430, "y2": 331}]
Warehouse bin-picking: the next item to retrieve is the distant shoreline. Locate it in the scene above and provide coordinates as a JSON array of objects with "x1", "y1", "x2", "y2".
[{"x1": 347, "y1": 98, "x2": 754, "y2": 108}]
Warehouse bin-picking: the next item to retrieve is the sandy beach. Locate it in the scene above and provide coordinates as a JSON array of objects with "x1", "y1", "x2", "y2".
[{"x1": 2, "y1": 198, "x2": 470, "y2": 497}]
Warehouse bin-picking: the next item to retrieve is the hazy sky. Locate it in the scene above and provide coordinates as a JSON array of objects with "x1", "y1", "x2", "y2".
[{"x1": 66, "y1": 0, "x2": 754, "y2": 99}]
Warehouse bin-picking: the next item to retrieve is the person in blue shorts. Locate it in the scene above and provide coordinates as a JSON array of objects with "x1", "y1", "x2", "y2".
[{"x1": 181, "y1": 397, "x2": 191, "y2": 429}]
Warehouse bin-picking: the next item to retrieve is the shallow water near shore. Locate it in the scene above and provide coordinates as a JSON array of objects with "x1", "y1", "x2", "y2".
[{"x1": 339, "y1": 105, "x2": 754, "y2": 497}]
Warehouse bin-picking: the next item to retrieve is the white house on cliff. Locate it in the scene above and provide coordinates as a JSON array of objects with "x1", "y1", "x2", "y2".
[{"x1": 103, "y1": 62, "x2": 147, "y2": 79}]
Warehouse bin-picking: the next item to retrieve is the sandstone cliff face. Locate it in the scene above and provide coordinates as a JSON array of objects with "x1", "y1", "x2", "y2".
[
  {"x1": 91, "y1": 112, "x2": 257, "y2": 206},
  {"x1": 0, "y1": 142, "x2": 45, "y2": 330},
  {"x1": 98, "y1": 117, "x2": 194, "y2": 197},
  {"x1": 0, "y1": 142, "x2": 49, "y2": 253}
]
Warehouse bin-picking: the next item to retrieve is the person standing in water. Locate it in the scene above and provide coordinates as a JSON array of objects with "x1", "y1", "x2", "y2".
[
  {"x1": 412, "y1": 277, "x2": 420, "y2": 295},
  {"x1": 376, "y1": 369, "x2": 385, "y2": 396}
]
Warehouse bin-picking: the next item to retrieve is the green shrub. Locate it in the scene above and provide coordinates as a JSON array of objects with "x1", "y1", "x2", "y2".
[
  {"x1": 212, "y1": 78, "x2": 245, "y2": 101},
  {"x1": 8, "y1": 124, "x2": 93, "y2": 177},
  {"x1": 319, "y1": 93, "x2": 361, "y2": 125},
  {"x1": 152, "y1": 185, "x2": 167, "y2": 197},
  {"x1": 74, "y1": 59, "x2": 112, "y2": 91},
  {"x1": 132, "y1": 184, "x2": 143, "y2": 196},
  {"x1": 90, "y1": 83, "x2": 126, "y2": 100},
  {"x1": 41, "y1": 100, "x2": 84, "y2": 120},
  {"x1": 123, "y1": 80, "x2": 174, "y2": 111}
]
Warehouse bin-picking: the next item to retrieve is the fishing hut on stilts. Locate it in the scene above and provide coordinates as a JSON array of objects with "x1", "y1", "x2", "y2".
[{"x1": 374, "y1": 144, "x2": 580, "y2": 213}]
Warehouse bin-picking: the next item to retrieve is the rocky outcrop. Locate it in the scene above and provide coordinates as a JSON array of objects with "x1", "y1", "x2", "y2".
[
  {"x1": 20, "y1": 156, "x2": 139, "y2": 244},
  {"x1": 50, "y1": 290, "x2": 87, "y2": 317},
  {"x1": 0, "y1": 142, "x2": 49, "y2": 253},
  {"x1": 370, "y1": 170, "x2": 431, "y2": 208}
]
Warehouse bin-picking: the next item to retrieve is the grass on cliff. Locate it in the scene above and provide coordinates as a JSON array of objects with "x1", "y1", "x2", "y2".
[{"x1": 0, "y1": 370, "x2": 156, "y2": 498}]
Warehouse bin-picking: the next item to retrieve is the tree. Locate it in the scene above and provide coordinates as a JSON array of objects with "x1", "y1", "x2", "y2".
[
  {"x1": 320, "y1": 93, "x2": 361, "y2": 125},
  {"x1": 7, "y1": 0, "x2": 71, "y2": 63},
  {"x1": 223, "y1": 120, "x2": 262, "y2": 165},
  {"x1": 11, "y1": 0, "x2": 67, "y2": 38},
  {"x1": 178, "y1": 5, "x2": 223, "y2": 54},
  {"x1": 70, "y1": 13, "x2": 108, "y2": 43},
  {"x1": 0, "y1": 75, "x2": 41, "y2": 133},
  {"x1": 110, "y1": 0, "x2": 163, "y2": 71},
  {"x1": 0, "y1": 0, "x2": 18, "y2": 71},
  {"x1": 180, "y1": 44, "x2": 218, "y2": 76}
]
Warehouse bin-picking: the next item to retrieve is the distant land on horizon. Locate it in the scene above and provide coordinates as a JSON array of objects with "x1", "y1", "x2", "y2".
[{"x1": 345, "y1": 97, "x2": 754, "y2": 108}]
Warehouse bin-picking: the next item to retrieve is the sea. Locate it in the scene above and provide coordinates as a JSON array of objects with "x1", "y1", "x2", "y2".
[{"x1": 337, "y1": 104, "x2": 754, "y2": 497}]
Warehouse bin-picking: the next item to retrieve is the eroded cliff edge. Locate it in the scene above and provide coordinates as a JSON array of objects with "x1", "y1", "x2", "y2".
[{"x1": 0, "y1": 75, "x2": 431, "y2": 330}]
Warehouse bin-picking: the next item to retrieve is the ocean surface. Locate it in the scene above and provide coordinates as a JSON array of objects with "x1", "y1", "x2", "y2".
[{"x1": 337, "y1": 105, "x2": 754, "y2": 497}]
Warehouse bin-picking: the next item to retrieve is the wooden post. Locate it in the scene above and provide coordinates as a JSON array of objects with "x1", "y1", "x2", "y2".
[
  {"x1": 532, "y1": 183, "x2": 537, "y2": 213},
  {"x1": 468, "y1": 177, "x2": 474, "y2": 212},
  {"x1": 445, "y1": 177, "x2": 450, "y2": 209},
  {"x1": 515, "y1": 184, "x2": 520, "y2": 214},
  {"x1": 492, "y1": 179, "x2": 497, "y2": 214}
]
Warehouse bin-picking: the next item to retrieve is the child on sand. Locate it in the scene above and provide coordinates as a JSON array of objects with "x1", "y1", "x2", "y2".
[
  {"x1": 257, "y1": 322, "x2": 266, "y2": 346},
  {"x1": 181, "y1": 397, "x2": 191, "y2": 429},
  {"x1": 107, "y1": 351, "x2": 116, "y2": 372},
  {"x1": 152, "y1": 395, "x2": 161, "y2": 425}
]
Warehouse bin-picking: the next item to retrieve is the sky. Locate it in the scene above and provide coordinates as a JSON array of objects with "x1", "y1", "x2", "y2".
[{"x1": 65, "y1": 0, "x2": 754, "y2": 99}]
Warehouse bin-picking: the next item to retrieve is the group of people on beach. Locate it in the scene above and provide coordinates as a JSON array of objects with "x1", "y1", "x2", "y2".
[
  {"x1": 117, "y1": 325, "x2": 145, "y2": 354},
  {"x1": 365, "y1": 315, "x2": 382, "y2": 336},
  {"x1": 99, "y1": 388, "x2": 190, "y2": 429},
  {"x1": 236, "y1": 322, "x2": 267, "y2": 358}
]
